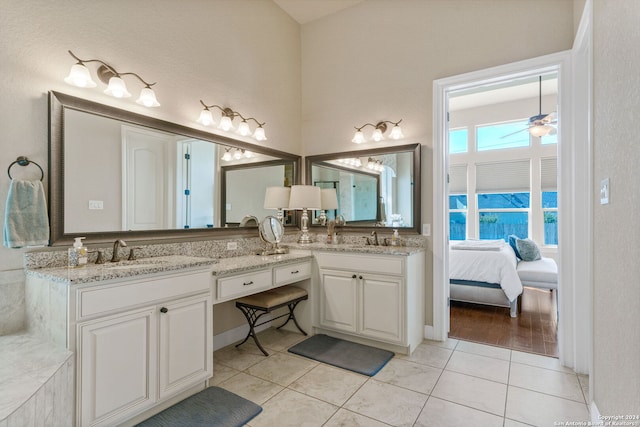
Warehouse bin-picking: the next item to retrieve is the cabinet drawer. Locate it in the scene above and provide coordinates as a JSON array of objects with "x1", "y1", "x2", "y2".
[
  {"x1": 274, "y1": 261, "x2": 311, "y2": 286},
  {"x1": 315, "y1": 252, "x2": 404, "y2": 276},
  {"x1": 216, "y1": 269, "x2": 272, "y2": 301},
  {"x1": 79, "y1": 270, "x2": 211, "y2": 319}
]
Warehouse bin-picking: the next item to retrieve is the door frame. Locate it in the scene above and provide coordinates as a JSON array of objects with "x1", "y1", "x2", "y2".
[{"x1": 432, "y1": 46, "x2": 592, "y2": 373}]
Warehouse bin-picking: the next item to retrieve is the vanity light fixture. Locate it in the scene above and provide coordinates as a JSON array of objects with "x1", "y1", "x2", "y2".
[
  {"x1": 367, "y1": 157, "x2": 385, "y2": 172},
  {"x1": 221, "y1": 147, "x2": 233, "y2": 161},
  {"x1": 352, "y1": 119, "x2": 404, "y2": 144},
  {"x1": 197, "y1": 100, "x2": 267, "y2": 141},
  {"x1": 264, "y1": 186, "x2": 291, "y2": 224},
  {"x1": 64, "y1": 50, "x2": 160, "y2": 107},
  {"x1": 288, "y1": 185, "x2": 321, "y2": 244}
]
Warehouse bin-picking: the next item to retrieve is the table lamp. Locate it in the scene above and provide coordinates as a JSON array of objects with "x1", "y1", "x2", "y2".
[
  {"x1": 317, "y1": 188, "x2": 338, "y2": 226},
  {"x1": 263, "y1": 186, "x2": 291, "y2": 224},
  {"x1": 288, "y1": 185, "x2": 321, "y2": 244}
]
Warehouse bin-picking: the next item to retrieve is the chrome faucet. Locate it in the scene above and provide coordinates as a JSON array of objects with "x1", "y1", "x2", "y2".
[
  {"x1": 110, "y1": 239, "x2": 127, "y2": 262},
  {"x1": 370, "y1": 231, "x2": 379, "y2": 246}
]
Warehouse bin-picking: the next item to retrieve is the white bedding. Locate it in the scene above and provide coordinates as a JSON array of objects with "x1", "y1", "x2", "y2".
[{"x1": 449, "y1": 241, "x2": 523, "y2": 302}]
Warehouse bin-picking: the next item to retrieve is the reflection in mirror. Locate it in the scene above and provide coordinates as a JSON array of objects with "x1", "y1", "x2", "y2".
[
  {"x1": 49, "y1": 91, "x2": 300, "y2": 245},
  {"x1": 258, "y1": 216, "x2": 288, "y2": 255},
  {"x1": 305, "y1": 144, "x2": 421, "y2": 234}
]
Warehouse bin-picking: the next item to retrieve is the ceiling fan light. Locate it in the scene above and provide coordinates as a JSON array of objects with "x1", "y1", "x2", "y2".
[{"x1": 529, "y1": 125, "x2": 552, "y2": 137}]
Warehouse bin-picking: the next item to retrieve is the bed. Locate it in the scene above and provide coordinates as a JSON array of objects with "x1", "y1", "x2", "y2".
[{"x1": 449, "y1": 240, "x2": 523, "y2": 317}]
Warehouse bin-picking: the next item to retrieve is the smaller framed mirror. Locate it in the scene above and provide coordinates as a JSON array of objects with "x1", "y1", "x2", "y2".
[{"x1": 258, "y1": 216, "x2": 289, "y2": 255}]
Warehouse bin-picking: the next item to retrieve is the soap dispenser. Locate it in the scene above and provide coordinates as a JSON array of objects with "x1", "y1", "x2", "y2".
[
  {"x1": 391, "y1": 229, "x2": 399, "y2": 246},
  {"x1": 69, "y1": 237, "x2": 88, "y2": 268}
]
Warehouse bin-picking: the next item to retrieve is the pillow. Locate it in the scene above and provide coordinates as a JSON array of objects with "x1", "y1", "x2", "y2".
[
  {"x1": 515, "y1": 238, "x2": 542, "y2": 261},
  {"x1": 508, "y1": 235, "x2": 522, "y2": 259}
]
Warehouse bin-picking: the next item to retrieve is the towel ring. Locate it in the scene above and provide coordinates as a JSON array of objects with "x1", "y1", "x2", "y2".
[{"x1": 7, "y1": 156, "x2": 44, "y2": 181}]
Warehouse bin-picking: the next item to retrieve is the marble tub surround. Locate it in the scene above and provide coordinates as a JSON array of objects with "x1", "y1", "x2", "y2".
[
  {"x1": 0, "y1": 269, "x2": 26, "y2": 335},
  {"x1": 0, "y1": 333, "x2": 74, "y2": 425}
]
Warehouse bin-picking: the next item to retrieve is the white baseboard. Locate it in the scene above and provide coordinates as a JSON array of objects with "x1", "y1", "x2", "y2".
[
  {"x1": 212, "y1": 315, "x2": 273, "y2": 352},
  {"x1": 424, "y1": 324, "x2": 437, "y2": 341},
  {"x1": 590, "y1": 401, "x2": 602, "y2": 425}
]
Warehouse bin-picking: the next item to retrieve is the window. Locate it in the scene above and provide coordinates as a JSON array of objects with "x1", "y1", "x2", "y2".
[
  {"x1": 449, "y1": 195, "x2": 467, "y2": 240},
  {"x1": 543, "y1": 191, "x2": 558, "y2": 245},
  {"x1": 477, "y1": 120, "x2": 529, "y2": 151},
  {"x1": 449, "y1": 128, "x2": 468, "y2": 154},
  {"x1": 477, "y1": 192, "x2": 530, "y2": 241}
]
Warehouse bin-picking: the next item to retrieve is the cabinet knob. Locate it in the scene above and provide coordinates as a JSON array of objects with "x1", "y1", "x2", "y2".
[
  {"x1": 160, "y1": 307, "x2": 168, "y2": 313},
  {"x1": 352, "y1": 274, "x2": 357, "y2": 279},
  {"x1": 359, "y1": 275, "x2": 363, "y2": 280}
]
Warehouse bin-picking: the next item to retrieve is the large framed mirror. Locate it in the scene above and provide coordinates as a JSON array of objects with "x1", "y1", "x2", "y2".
[
  {"x1": 49, "y1": 91, "x2": 300, "y2": 246},
  {"x1": 305, "y1": 143, "x2": 421, "y2": 234}
]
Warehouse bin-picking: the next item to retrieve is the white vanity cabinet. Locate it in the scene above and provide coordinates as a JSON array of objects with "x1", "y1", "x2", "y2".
[
  {"x1": 74, "y1": 269, "x2": 212, "y2": 427},
  {"x1": 315, "y1": 251, "x2": 424, "y2": 354}
]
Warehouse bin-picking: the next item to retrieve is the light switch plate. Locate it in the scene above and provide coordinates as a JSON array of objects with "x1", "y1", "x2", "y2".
[
  {"x1": 600, "y1": 178, "x2": 609, "y2": 205},
  {"x1": 88, "y1": 200, "x2": 104, "y2": 210},
  {"x1": 422, "y1": 224, "x2": 431, "y2": 236}
]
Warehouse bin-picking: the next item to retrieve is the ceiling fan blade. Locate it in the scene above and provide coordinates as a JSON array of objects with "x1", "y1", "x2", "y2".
[{"x1": 500, "y1": 128, "x2": 528, "y2": 139}]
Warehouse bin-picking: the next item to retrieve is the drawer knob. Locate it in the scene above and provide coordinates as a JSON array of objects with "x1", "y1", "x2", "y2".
[
  {"x1": 160, "y1": 307, "x2": 168, "y2": 313},
  {"x1": 352, "y1": 274, "x2": 357, "y2": 279},
  {"x1": 243, "y1": 281, "x2": 254, "y2": 286},
  {"x1": 359, "y1": 275, "x2": 363, "y2": 280},
  {"x1": 291, "y1": 270, "x2": 299, "y2": 274}
]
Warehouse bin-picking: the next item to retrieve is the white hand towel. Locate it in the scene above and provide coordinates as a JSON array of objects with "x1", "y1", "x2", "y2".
[{"x1": 3, "y1": 179, "x2": 50, "y2": 248}]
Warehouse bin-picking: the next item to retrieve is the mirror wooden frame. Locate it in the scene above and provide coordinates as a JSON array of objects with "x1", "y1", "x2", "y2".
[
  {"x1": 48, "y1": 91, "x2": 301, "y2": 246},
  {"x1": 305, "y1": 143, "x2": 421, "y2": 234}
]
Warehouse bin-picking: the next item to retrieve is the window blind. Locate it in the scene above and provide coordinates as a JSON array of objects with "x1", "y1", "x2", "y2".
[
  {"x1": 449, "y1": 164, "x2": 467, "y2": 194},
  {"x1": 476, "y1": 159, "x2": 530, "y2": 193},
  {"x1": 541, "y1": 157, "x2": 558, "y2": 191}
]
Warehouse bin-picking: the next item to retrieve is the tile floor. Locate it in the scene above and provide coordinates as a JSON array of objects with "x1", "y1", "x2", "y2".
[{"x1": 212, "y1": 328, "x2": 590, "y2": 427}]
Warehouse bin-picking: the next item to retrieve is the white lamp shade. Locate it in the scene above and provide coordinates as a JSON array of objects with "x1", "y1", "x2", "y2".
[
  {"x1": 197, "y1": 109, "x2": 214, "y2": 126},
  {"x1": 237, "y1": 120, "x2": 251, "y2": 136},
  {"x1": 389, "y1": 124, "x2": 404, "y2": 140},
  {"x1": 219, "y1": 115, "x2": 234, "y2": 131},
  {"x1": 64, "y1": 63, "x2": 97, "y2": 88},
  {"x1": 135, "y1": 87, "x2": 160, "y2": 107},
  {"x1": 104, "y1": 76, "x2": 131, "y2": 98},
  {"x1": 352, "y1": 130, "x2": 365, "y2": 144},
  {"x1": 221, "y1": 150, "x2": 232, "y2": 161},
  {"x1": 253, "y1": 126, "x2": 267, "y2": 141},
  {"x1": 529, "y1": 124, "x2": 553, "y2": 137},
  {"x1": 288, "y1": 185, "x2": 321, "y2": 210},
  {"x1": 372, "y1": 128, "x2": 384, "y2": 141},
  {"x1": 321, "y1": 188, "x2": 338, "y2": 210},
  {"x1": 264, "y1": 186, "x2": 291, "y2": 209},
  {"x1": 233, "y1": 149, "x2": 243, "y2": 160}
]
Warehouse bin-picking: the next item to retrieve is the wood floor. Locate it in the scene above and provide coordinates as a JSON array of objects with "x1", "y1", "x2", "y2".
[{"x1": 449, "y1": 287, "x2": 558, "y2": 358}]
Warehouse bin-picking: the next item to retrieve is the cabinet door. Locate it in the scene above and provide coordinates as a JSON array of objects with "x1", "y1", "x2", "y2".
[
  {"x1": 319, "y1": 269, "x2": 358, "y2": 333},
  {"x1": 360, "y1": 275, "x2": 403, "y2": 343},
  {"x1": 78, "y1": 307, "x2": 157, "y2": 427},
  {"x1": 158, "y1": 294, "x2": 212, "y2": 400}
]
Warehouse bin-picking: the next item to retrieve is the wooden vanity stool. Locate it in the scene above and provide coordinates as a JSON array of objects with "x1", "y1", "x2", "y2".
[{"x1": 235, "y1": 285, "x2": 308, "y2": 356}]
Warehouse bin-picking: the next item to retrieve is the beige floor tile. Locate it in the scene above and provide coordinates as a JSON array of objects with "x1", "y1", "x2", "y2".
[
  {"x1": 445, "y1": 350, "x2": 510, "y2": 384},
  {"x1": 249, "y1": 388, "x2": 338, "y2": 427},
  {"x1": 455, "y1": 340, "x2": 512, "y2": 361},
  {"x1": 511, "y1": 350, "x2": 573, "y2": 373},
  {"x1": 397, "y1": 341, "x2": 453, "y2": 369},
  {"x1": 218, "y1": 372, "x2": 283, "y2": 405},
  {"x1": 423, "y1": 338, "x2": 460, "y2": 350},
  {"x1": 509, "y1": 362, "x2": 584, "y2": 402},
  {"x1": 374, "y1": 358, "x2": 442, "y2": 394},
  {"x1": 506, "y1": 386, "x2": 589, "y2": 426},
  {"x1": 343, "y1": 379, "x2": 428, "y2": 426},
  {"x1": 324, "y1": 408, "x2": 390, "y2": 427},
  {"x1": 213, "y1": 345, "x2": 266, "y2": 371},
  {"x1": 245, "y1": 351, "x2": 317, "y2": 386},
  {"x1": 288, "y1": 364, "x2": 367, "y2": 406},
  {"x1": 578, "y1": 374, "x2": 590, "y2": 401},
  {"x1": 414, "y1": 396, "x2": 503, "y2": 427},
  {"x1": 431, "y1": 370, "x2": 507, "y2": 416},
  {"x1": 209, "y1": 363, "x2": 239, "y2": 385},
  {"x1": 504, "y1": 418, "x2": 536, "y2": 427},
  {"x1": 257, "y1": 327, "x2": 307, "y2": 352}
]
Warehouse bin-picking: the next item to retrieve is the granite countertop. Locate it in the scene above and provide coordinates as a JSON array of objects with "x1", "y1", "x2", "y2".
[
  {"x1": 211, "y1": 252, "x2": 314, "y2": 276},
  {"x1": 286, "y1": 242, "x2": 425, "y2": 256},
  {"x1": 25, "y1": 255, "x2": 217, "y2": 285}
]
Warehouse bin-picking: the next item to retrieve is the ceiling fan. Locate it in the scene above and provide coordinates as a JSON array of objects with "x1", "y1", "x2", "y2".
[{"x1": 502, "y1": 76, "x2": 557, "y2": 139}]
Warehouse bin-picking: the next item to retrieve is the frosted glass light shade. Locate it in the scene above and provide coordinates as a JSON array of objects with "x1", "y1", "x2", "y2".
[
  {"x1": 135, "y1": 87, "x2": 160, "y2": 107},
  {"x1": 288, "y1": 185, "x2": 321, "y2": 210},
  {"x1": 104, "y1": 76, "x2": 131, "y2": 98},
  {"x1": 372, "y1": 128, "x2": 384, "y2": 142},
  {"x1": 389, "y1": 124, "x2": 404, "y2": 140},
  {"x1": 237, "y1": 120, "x2": 251, "y2": 136},
  {"x1": 321, "y1": 188, "x2": 338, "y2": 210},
  {"x1": 219, "y1": 115, "x2": 233, "y2": 131},
  {"x1": 529, "y1": 125, "x2": 553, "y2": 137},
  {"x1": 352, "y1": 130, "x2": 365, "y2": 144},
  {"x1": 264, "y1": 186, "x2": 291, "y2": 209},
  {"x1": 64, "y1": 64, "x2": 97, "y2": 88},
  {"x1": 221, "y1": 150, "x2": 232, "y2": 161},
  {"x1": 197, "y1": 109, "x2": 214, "y2": 126},
  {"x1": 253, "y1": 126, "x2": 267, "y2": 141}
]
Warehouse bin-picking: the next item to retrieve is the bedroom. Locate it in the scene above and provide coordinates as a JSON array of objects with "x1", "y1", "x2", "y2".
[{"x1": 446, "y1": 73, "x2": 559, "y2": 356}]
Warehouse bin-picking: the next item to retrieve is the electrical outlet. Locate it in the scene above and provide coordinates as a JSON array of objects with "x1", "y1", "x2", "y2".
[
  {"x1": 422, "y1": 224, "x2": 431, "y2": 236},
  {"x1": 226, "y1": 203, "x2": 232, "y2": 211},
  {"x1": 600, "y1": 178, "x2": 610, "y2": 205},
  {"x1": 226, "y1": 241, "x2": 238, "y2": 250},
  {"x1": 88, "y1": 200, "x2": 104, "y2": 210}
]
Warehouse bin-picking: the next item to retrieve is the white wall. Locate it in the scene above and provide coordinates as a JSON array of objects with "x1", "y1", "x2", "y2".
[
  {"x1": 592, "y1": 0, "x2": 640, "y2": 415},
  {"x1": 300, "y1": 0, "x2": 576, "y2": 325}
]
